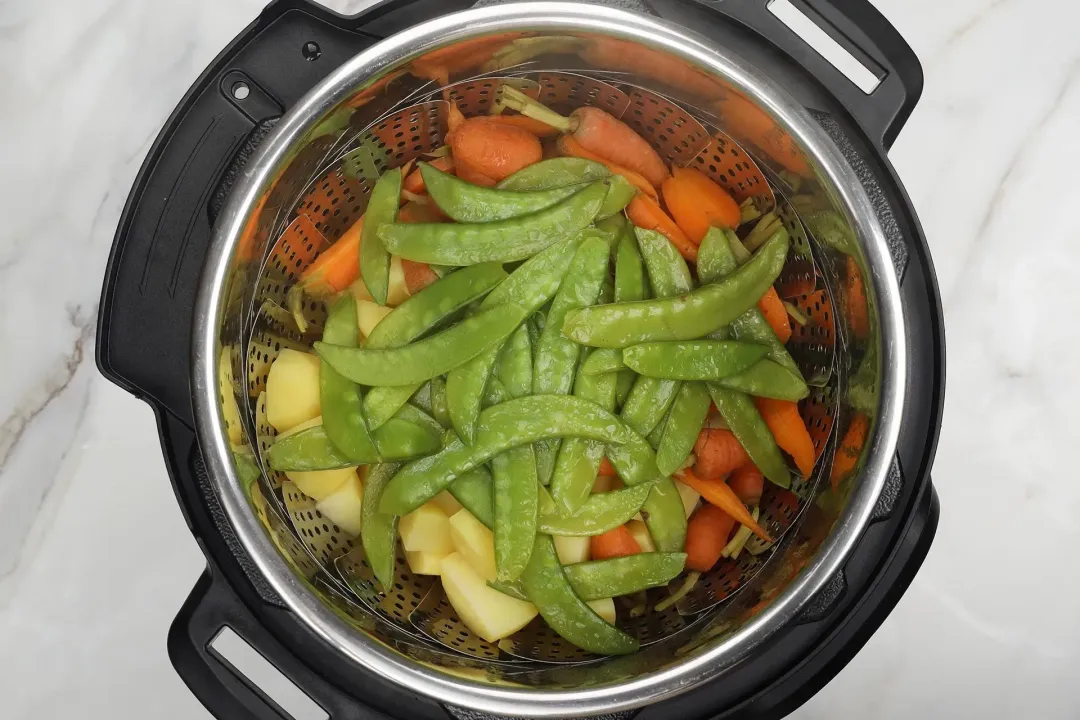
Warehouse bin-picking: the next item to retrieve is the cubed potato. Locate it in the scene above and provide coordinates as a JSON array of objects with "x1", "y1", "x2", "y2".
[
  {"x1": 587, "y1": 597, "x2": 617, "y2": 625},
  {"x1": 287, "y1": 467, "x2": 356, "y2": 502},
  {"x1": 449, "y1": 509, "x2": 497, "y2": 582},
  {"x1": 674, "y1": 478, "x2": 701, "y2": 518},
  {"x1": 406, "y1": 550, "x2": 447, "y2": 575},
  {"x1": 356, "y1": 300, "x2": 394, "y2": 338},
  {"x1": 431, "y1": 491, "x2": 463, "y2": 517},
  {"x1": 350, "y1": 256, "x2": 410, "y2": 307},
  {"x1": 440, "y1": 553, "x2": 538, "y2": 642},
  {"x1": 400, "y1": 503, "x2": 454, "y2": 555},
  {"x1": 265, "y1": 349, "x2": 321, "y2": 432},
  {"x1": 219, "y1": 348, "x2": 243, "y2": 446},
  {"x1": 554, "y1": 535, "x2": 590, "y2": 565},
  {"x1": 626, "y1": 520, "x2": 656, "y2": 553},
  {"x1": 315, "y1": 472, "x2": 364, "y2": 536}
]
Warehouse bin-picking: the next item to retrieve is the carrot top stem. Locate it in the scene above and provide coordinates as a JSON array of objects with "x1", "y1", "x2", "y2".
[{"x1": 496, "y1": 85, "x2": 573, "y2": 133}]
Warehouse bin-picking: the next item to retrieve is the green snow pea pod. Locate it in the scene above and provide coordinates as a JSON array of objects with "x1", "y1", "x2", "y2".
[
  {"x1": 378, "y1": 181, "x2": 607, "y2": 265},
  {"x1": 429, "y1": 375, "x2": 451, "y2": 428},
  {"x1": 655, "y1": 381, "x2": 711, "y2": 476},
  {"x1": 421, "y1": 162, "x2": 588, "y2": 223},
  {"x1": 707, "y1": 384, "x2": 791, "y2": 488},
  {"x1": 622, "y1": 341, "x2": 770, "y2": 381},
  {"x1": 492, "y1": 445, "x2": 539, "y2": 581},
  {"x1": 596, "y1": 174, "x2": 637, "y2": 220},
  {"x1": 614, "y1": 222, "x2": 647, "y2": 304},
  {"x1": 620, "y1": 377, "x2": 680, "y2": 437},
  {"x1": 361, "y1": 462, "x2": 401, "y2": 591},
  {"x1": 379, "y1": 395, "x2": 630, "y2": 516},
  {"x1": 319, "y1": 297, "x2": 379, "y2": 463},
  {"x1": 446, "y1": 335, "x2": 502, "y2": 445},
  {"x1": 496, "y1": 157, "x2": 609, "y2": 191},
  {"x1": 538, "y1": 483, "x2": 651, "y2": 536},
  {"x1": 496, "y1": 323, "x2": 533, "y2": 399},
  {"x1": 646, "y1": 414, "x2": 667, "y2": 450},
  {"x1": 615, "y1": 368, "x2": 636, "y2": 409},
  {"x1": 362, "y1": 263, "x2": 510, "y2": 428},
  {"x1": 489, "y1": 578, "x2": 529, "y2": 601},
  {"x1": 266, "y1": 418, "x2": 440, "y2": 471},
  {"x1": 316, "y1": 305, "x2": 526, "y2": 387},
  {"x1": 521, "y1": 534, "x2": 639, "y2": 655},
  {"x1": 715, "y1": 359, "x2": 810, "y2": 401},
  {"x1": 562, "y1": 230, "x2": 790, "y2": 348},
  {"x1": 562, "y1": 553, "x2": 687, "y2": 600},
  {"x1": 482, "y1": 375, "x2": 512, "y2": 408},
  {"x1": 448, "y1": 466, "x2": 495, "y2": 529},
  {"x1": 409, "y1": 382, "x2": 434, "y2": 415},
  {"x1": 550, "y1": 354, "x2": 618, "y2": 514},
  {"x1": 360, "y1": 167, "x2": 401, "y2": 305},
  {"x1": 580, "y1": 348, "x2": 626, "y2": 376},
  {"x1": 697, "y1": 228, "x2": 801, "y2": 375},
  {"x1": 392, "y1": 403, "x2": 445, "y2": 438},
  {"x1": 533, "y1": 235, "x2": 611, "y2": 483},
  {"x1": 604, "y1": 429, "x2": 688, "y2": 552}
]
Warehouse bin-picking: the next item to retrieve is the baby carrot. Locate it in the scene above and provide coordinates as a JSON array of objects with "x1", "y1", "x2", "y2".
[
  {"x1": 685, "y1": 503, "x2": 737, "y2": 572},
  {"x1": 753, "y1": 398, "x2": 815, "y2": 478},
  {"x1": 403, "y1": 155, "x2": 454, "y2": 195},
  {"x1": 727, "y1": 464, "x2": 764, "y2": 506},
  {"x1": 557, "y1": 135, "x2": 657, "y2": 201},
  {"x1": 626, "y1": 194, "x2": 697, "y2": 262},
  {"x1": 757, "y1": 286, "x2": 792, "y2": 344},
  {"x1": 485, "y1": 114, "x2": 560, "y2": 137},
  {"x1": 590, "y1": 525, "x2": 641, "y2": 561},
  {"x1": 401, "y1": 259, "x2": 439, "y2": 295},
  {"x1": 693, "y1": 428, "x2": 750, "y2": 480},
  {"x1": 831, "y1": 412, "x2": 869, "y2": 490},
  {"x1": 678, "y1": 469, "x2": 771, "y2": 542},
  {"x1": 295, "y1": 216, "x2": 363, "y2": 299},
  {"x1": 598, "y1": 457, "x2": 618, "y2": 477},
  {"x1": 448, "y1": 117, "x2": 542, "y2": 182},
  {"x1": 661, "y1": 166, "x2": 741, "y2": 242}
]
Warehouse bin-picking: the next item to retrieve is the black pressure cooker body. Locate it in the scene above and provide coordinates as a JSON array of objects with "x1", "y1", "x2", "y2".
[{"x1": 96, "y1": 1, "x2": 943, "y2": 718}]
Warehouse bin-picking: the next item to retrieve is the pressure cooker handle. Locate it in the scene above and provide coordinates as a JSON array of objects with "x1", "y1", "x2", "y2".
[{"x1": 700, "y1": 0, "x2": 922, "y2": 148}]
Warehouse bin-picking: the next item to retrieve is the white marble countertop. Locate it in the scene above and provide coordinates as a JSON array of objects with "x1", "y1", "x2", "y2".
[{"x1": 2, "y1": 0, "x2": 1078, "y2": 717}]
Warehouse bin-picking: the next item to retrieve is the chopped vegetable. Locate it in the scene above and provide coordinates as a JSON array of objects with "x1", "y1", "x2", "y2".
[
  {"x1": 685, "y1": 503, "x2": 737, "y2": 572},
  {"x1": 754, "y1": 397, "x2": 816, "y2": 478},
  {"x1": 590, "y1": 525, "x2": 642, "y2": 561}
]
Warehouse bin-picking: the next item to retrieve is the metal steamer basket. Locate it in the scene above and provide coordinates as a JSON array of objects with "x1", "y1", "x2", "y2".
[{"x1": 98, "y1": 2, "x2": 944, "y2": 719}]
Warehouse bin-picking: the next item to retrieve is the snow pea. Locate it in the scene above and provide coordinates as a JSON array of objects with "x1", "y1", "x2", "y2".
[
  {"x1": 533, "y1": 236, "x2": 611, "y2": 483},
  {"x1": 319, "y1": 297, "x2": 379, "y2": 463},
  {"x1": 379, "y1": 395, "x2": 629, "y2": 516},
  {"x1": 550, "y1": 353, "x2": 618, "y2": 514},
  {"x1": 562, "y1": 553, "x2": 687, "y2": 600},
  {"x1": 448, "y1": 466, "x2": 495, "y2": 529},
  {"x1": 698, "y1": 227, "x2": 801, "y2": 375},
  {"x1": 620, "y1": 377, "x2": 679, "y2": 437},
  {"x1": 715, "y1": 359, "x2": 810, "y2": 401},
  {"x1": 562, "y1": 229, "x2": 790, "y2": 347},
  {"x1": 392, "y1": 403, "x2": 444, "y2": 439},
  {"x1": 496, "y1": 323, "x2": 533, "y2": 399},
  {"x1": 446, "y1": 334, "x2": 501, "y2": 445},
  {"x1": 596, "y1": 174, "x2": 637, "y2": 219},
  {"x1": 580, "y1": 348, "x2": 626, "y2": 376},
  {"x1": 482, "y1": 375, "x2": 512, "y2": 408},
  {"x1": 521, "y1": 534, "x2": 639, "y2": 655},
  {"x1": 496, "y1": 157, "x2": 609, "y2": 191},
  {"x1": 361, "y1": 462, "x2": 401, "y2": 591},
  {"x1": 538, "y1": 483, "x2": 651, "y2": 536},
  {"x1": 622, "y1": 340, "x2": 770, "y2": 380},
  {"x1": 266, "y1": 418, "x2": 440, "y2": 471},
  {"x1": 429, "y1": 374, "x2": 451, "y2": 428},
  {"x1": 362, "y1": 263, "x2": 510, "y2": 428},
  {"x1": 492, "y1": 445, "x2": 539, "y2": 581},
  {"x1": 360, "y1": 167, "x2": 401, "y2": 305},
  {"x1": 316, "y1": 305, "x2": 525, "y2": 387},
  {"x1": 614, "y1": 223, "x2": 647, "y2": 304},
  {"x1": 604, "y1": 429, "x2": 688, "y2": 552},
  {"x1": 421, "y1": 162, "x2": 588, "y2": 223},
  {"x1": 655, "y1": 381, "x2": 711, "y2": 476},
  {"x1": 378, "y1": 181, "x2": 607, "y2": 265},
  {"x1": 708, "y1": 384, "x2": 791, "y2": 488}
]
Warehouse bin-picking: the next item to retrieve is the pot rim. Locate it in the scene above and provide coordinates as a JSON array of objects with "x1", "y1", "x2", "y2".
[{"x1": 192, "y1": 3, "x2": 906, "y2": 716}]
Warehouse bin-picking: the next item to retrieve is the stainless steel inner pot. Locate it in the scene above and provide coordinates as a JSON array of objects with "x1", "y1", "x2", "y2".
[{"x1": 192, "y1": 3, "x2": 905, "y2": 716}]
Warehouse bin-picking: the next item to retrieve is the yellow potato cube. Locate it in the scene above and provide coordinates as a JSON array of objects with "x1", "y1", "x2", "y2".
[
  {"x1": 554, "y1": 535, "x2": 590, "y2": 565},
  {"x1": 587, "y1": 597, "x2": 617, "y2": 624},
  {"x1": 431, "y1": 491, "x2": 463, "y2": 517},
  {"x1": 626, "y1": 520, "x2": 656, "y2": 553},
  {"x1": 315, "y1": 472, "x2": 364, "y2": 536},
  {"x1": 287, "y1": 467, "x2": 356, "y2": 502},
  {"x1": 406, "y1": 550, "x2": 447, "y2": 576},
  {"x1": 440, "y1": 553, "x2": 538, "y2": 642},
  {"x1": 265, "y1": 349, "x2": 321, "y2": 432},
  {"x1": 356, "y1": 300, "x2": 394, "y2": 338},
  {"x1": 449, "y1": 509, "x2": 497, "y2": 582},
  {"x1": 400, "y1": 503, "x2": 454, "y2": 555},
  {"x1": 349, "y1": 256, "x2": 410, "y2": 307},
  {"x1": 674, "y1": 478, "x2": 701, "y2": 518}
]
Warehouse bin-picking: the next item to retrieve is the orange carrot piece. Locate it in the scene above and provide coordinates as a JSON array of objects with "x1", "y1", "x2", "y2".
[
  {"x1": 728, "y1": 465, "x2": 764, "y2": 506},
  {"x1": 402, "y1": 155, "x2": 453, "y2": 195},
  {"x1": 454, "y1": 157, "x2": 498, "y2": 187},
  {"x1": 401, "y1": 260, "x2": 440, "y2": 295},
  {"x1": 754, "y1": 398, "x2": 815, "y2": 478},
  {"x1": 297, "y1": 216, "x2": 363, "y2": 298},
  {"x1": 569, "y1": 106, "x2": 669, "y2": 187},
  {"x1": 678, "y1": 469, "x2": 772, "y2": 542},
  {"x1": 844, "y1": 256, "x2": 870, "y2": 340},
  {"x1": 661, "y1": 166, "x2": 741, "y2": 243},
  {"x1": 485, "y1": 114, "x2": 560, "y2": 137},
  {"x1": 447, "y1": 102, "x2": 467, "y2": 137},
  {"x1": 685, "y1": 503, "x2": 738, "y2": 572},
  {"x1": 590, "y1": 526, "x2": 641, "y2": 561},
  {"x1": 626, "y1": 194, "x2": 697, "y2": 262},
  {"x1": 557, "y1": 135, "x2": 657, "y2": 201},
  {"x1": 598, "y1": 457, "x2": 618, "y2": 477},
  {"x1": 830, "y1": 413, "x2": 869, "y2": 490},
  {"x1": 757, "y1": 286, "x2": 792, "y2": 344},
  {"x1": 693, "y1": 428, "x2": 750, "y2": 480},
  {"x1": 398, "y1": 199, "x2": 448, "y2": 224},
  {"x1": 448, "y1": 117, "x2": 541, "y2": 182}
]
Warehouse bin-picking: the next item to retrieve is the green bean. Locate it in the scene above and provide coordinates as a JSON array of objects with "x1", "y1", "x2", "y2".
[
  {"x1": 562, "y1": 230, "x2": 790, "y2": 348},
  {"x1": 715, "y1": 359, "x2": 810, "y2": 401},
  {"x1": 319, "y1": 297, "x2": 379, "y2": 462},
  {"x1": 521, "y1": 535, "x2": 638, "y2": 655},
  {"x1": 496, "y1": 157, "x2": 609, "y2": 191},
  {"x1": 620, "y1": 377, "x2": 679, "y2": 437},
  {"x1": 655, "y1": 382, "x2": 711, "y2": 476},
  {"x1": 550, "y1": 353, "x2": 618, "y2": 514},
  {"x1": 492, "y1": 445, "x2": 539, "y2": 581},
  {"x1": 316, "y1": 305, "x2": 525, "y2": 387},
  {"x1": 532, "y1": 235, "x2": 611, "y2": 483},
  {"x1": 379, "y1": 396, "x2": 629, "y2": 516},
  {"x1": 422, "y1": 162, "x2": 588, "y2": 222},
  {"x1": 580, "y1": 348, "x2": 626, "y2": 376},
  {"x1": 360, "y1": 167, "x2": 401, "y2": 305},
  {"x1": 538, "y1": 483, "x2": 651, "y2": 536},
  {"x1": 448, "y1": 466, "x2": 495, "y2": 528},
  {"x1": 708, "y1": 384, "x2": 791, "y2": 488},
  {"x1": 562, "y1": 553, "x2": 687, "y2": 600},
  {"x1": 604, "y1": 429, "x2": 687, "y2": 552},
  {"x1": 496, "y1": 323, "x2": 533, "y2": 399},
  {"x1": 379, "y1": 181, "x2": 607, "y2": 265},
  {"x1": 622, "y1": 341, "x2": 770, "y2": 380},
  {"x1": 596, "y1": 174, "x2": 636, "y2": 219},
  {"x1": 361, "y1": 462, "x2": 401, "y2": 591},
  {"x1": 267, "y1": 418, "x2": 440, "y2": 471}
]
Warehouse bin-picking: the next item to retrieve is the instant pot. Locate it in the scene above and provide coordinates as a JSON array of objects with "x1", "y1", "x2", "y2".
[{"x1": 96, "y1": 1, "x2": 944, "y2": 718}]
